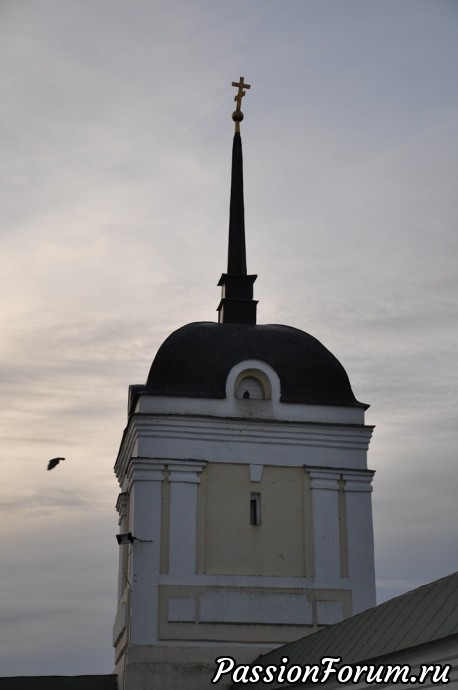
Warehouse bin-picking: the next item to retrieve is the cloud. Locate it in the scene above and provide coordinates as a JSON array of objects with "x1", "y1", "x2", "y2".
[
  {"x1": 0, "y1": 0, "x2": 457, "y2": 676},
  {"x1": 0, "y1": 487, "x2": 98, "y2": 515}
]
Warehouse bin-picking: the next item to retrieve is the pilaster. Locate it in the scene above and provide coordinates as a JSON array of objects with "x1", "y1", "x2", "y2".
[
  {"x1": 115, "y1": 492, "x2": 129, "y2": 601},
  {"x1": 343, "y1": 470, "x2": 376, "y2": 612},
  {"x1": 308, "y1": 469, "x2": 341, "y2": 581},
  {"x1": 127, "y1": 459, "x2": 165, "y2": 644},
  {"x1": 168, "y1": 461, "x2": 206, "y2": 575}
]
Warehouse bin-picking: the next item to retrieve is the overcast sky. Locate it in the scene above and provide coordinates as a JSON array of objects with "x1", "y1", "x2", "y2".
[{"x1": 1, "y1": 0, "x2": 457, "y2": 677}]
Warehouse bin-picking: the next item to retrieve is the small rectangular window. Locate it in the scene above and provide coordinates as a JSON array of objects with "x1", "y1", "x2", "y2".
[{"x1": 250, "y1": 492, "x2": 261, "y2": 526}]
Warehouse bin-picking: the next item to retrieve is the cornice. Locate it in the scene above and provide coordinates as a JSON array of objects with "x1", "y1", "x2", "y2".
[{"x1": 114, "y1": 413, "x2": 373, "y2": 484}]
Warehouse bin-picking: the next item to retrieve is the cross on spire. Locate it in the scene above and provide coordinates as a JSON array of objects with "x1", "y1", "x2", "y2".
[
  {"x1": 232, "y1": 76, "x2": 251, "y2": 111},
  {"x1": 231, "y1": 77, "x2": 251, "y2": 132}
]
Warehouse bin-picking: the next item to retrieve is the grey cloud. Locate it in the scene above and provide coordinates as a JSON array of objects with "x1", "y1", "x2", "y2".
[
  {"x1": 0, "y1": 487, "x2": 98, "y2": 514},
  {"x1": 1, "y1": 0, "x2": 457, "y2": 677}
]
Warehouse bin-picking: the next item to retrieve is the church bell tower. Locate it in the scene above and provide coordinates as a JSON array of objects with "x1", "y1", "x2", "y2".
[{"x1": 113, "y1": 78, "x2": 376, "y2": 690}]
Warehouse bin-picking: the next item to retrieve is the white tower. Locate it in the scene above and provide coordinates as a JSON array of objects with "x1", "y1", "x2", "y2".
[{"x1": 113, "y1": 80, "x2": 376, "y2": 690}]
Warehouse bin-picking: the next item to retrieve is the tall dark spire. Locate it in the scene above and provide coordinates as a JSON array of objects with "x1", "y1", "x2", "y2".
[
  {"x1": 217, "y1": 77, "x2": 258, "y2": 325},
  {"x1": 227, "y1": 131, "x2": 247, "y2": 275}
]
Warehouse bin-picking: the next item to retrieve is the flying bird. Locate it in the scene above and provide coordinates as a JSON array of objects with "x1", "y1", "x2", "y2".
[{"x1": 47, "y1": 457, "x2": 65, "y2": 471}]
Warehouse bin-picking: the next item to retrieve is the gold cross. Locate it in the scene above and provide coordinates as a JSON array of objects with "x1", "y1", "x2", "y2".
[{"x1": 232, "y1": 77, "x2": 251, "y2": 111}]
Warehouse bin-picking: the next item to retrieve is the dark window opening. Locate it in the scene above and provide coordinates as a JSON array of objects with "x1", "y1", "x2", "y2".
[{"x1": 250, "y1": 492, "x2": 261, "y2": 525}]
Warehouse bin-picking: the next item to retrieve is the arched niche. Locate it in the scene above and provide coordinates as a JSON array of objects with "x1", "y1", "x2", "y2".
[{"x1": 225, "y1": 360, "x2": 281, "y2": 402}]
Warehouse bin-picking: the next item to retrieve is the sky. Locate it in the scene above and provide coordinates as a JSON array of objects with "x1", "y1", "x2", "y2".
[{"x1": 1, "y1": 0, "x2": 457, "y2": 677}]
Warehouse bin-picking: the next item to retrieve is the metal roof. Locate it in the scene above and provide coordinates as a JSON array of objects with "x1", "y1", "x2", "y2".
[
  {"x1": 145, "y1": 322, "x2": 366, "y2": 407},
  {"x1": 233, "y1": 571, "x2": 458, "y2": 689}
]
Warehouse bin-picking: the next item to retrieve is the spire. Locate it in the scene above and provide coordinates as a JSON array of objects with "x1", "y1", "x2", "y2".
[
  {"x1": 217, "y1": 77, "x2": 258, "y2": 325},
  {"x1": 227, "y1": 131, "x2": 246, "y2": 275}
]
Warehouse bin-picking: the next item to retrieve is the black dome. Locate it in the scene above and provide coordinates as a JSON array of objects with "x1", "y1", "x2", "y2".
[{"x1": 145, "y1": 322, "x2": 366, "y2": 408}]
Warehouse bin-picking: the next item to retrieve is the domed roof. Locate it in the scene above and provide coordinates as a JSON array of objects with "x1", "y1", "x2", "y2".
[{"x1": 145, "y1": 322, "x2": 366, "y2": 408}]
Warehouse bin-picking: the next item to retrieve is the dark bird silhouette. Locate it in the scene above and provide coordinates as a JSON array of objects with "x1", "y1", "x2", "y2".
[{"x1": 47, "y1": 457, "x2": 65, "y2": 471}]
